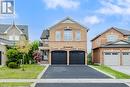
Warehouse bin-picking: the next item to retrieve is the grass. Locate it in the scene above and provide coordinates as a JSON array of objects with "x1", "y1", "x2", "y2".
[
  {"x1": 0, "y1": 83, "x2": 32, "y2": 87},
  {"x1": 0, "y1": 64, "x2": 45, "y2": 79},
  {"x1": 92, "y1": 65, "x2": 130, "y2": 79}
]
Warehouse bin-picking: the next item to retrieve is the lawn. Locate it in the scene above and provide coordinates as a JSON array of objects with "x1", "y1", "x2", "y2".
[
  {"x1": 0, "y1": 83, "x2": 32, "y2": 87},
  {"x1": 92, "y1": 65, "x2": 130, "y2": 79},
  {"x1": 0, "y1": 64, "x2": 45, "y2": 79}
]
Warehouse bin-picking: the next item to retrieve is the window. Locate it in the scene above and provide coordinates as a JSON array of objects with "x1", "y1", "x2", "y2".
[
  {"x1": 105, "y1": 53, "x2": 111, "y2": 55},
  {"x1": 64, "y1": 29, "x2": 73, "y2": 41},
  {"x1": 15, "y1": 36, "x2": 19, "y2": 41},
  {"x1": 123, "y1": 52, "x2": 129, "y2": 55},
  {"x1": 128, "y1": 36, "x2": 130, "y2": 42},
  {"x1": 9, "y1": 36, "x2": 13, "y2": 40},
  {"x1": 55, "y1": 31, "x2": 61, "y2": 41},
  {"x1": 75, "y1": 31, "x2": 81, "y2": 41},
  {"x1": 107, "y1": 35, "x2": 117, "y2": 42},
  {"x1": 112, "y1": 53, "x2": 118, "y2": 55}
]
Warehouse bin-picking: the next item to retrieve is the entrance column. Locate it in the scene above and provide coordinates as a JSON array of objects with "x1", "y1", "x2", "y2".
[
  {"x1": 49, "y1": 51, "x2": 51, "y2": 65},
  {"x1": 67, "y1": 51, "x2": 69, "y2": 65}
]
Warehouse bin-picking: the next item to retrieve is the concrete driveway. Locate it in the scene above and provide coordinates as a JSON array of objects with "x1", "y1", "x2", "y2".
[
  {"x1": 35, "y1": 83, "x2": 129, "y2": 87},
  {"x1": 41, "y1": 65, "x2": 110, "y2": 79},
  {"x1": 109, "y1": 66, "x2": 130, "y2": 75}
]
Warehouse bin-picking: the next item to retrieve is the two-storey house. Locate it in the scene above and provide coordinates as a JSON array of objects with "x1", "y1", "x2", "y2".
[
  {"x1": 0, "y1": 23, "x2": 28, "y2": 66},
  {"x1": 40, "y1": 17, "x2": 88, "y2": 65},
  {"x1": 92, "y1": 27, "x2": 130, "y2": 66}
]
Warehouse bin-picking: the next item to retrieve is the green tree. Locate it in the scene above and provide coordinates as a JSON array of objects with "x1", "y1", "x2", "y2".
[
  {"x1": 87, "y1": 52, "x2": 92, "y2": 65},
  {"x1": 16, "y1": 39, "x2": 31, "y2": 70}
]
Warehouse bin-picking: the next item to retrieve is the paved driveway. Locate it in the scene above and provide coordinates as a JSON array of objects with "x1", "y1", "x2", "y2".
[
  {"x1": 35, "y1": 83, "x2": 129, "y2": 87},
  {"x1": 109, "y1": 66, "x2": 130, "y2": 75},
  {"x1": 41, "y1": 65, "x2": 110, "y2": 79}
]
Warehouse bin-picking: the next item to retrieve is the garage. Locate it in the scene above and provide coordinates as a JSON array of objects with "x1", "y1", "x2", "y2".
[
  {"x1": 122, "y1": 52, "x2": 130, "y2": 66},
  {"x1": 0, "y1": 51, "x2": 1, "y2": 65},
  {"x1": 51, "y1": 51, "x2": 67, "y2": 65},
  {"x1": 104, "y1": 52, "x2": 120, "y2": 66},
  {"x1": 69, "y1": 51, "x2": 85, "y2": 65}
]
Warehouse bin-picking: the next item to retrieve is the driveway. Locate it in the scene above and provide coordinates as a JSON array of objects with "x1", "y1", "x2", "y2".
[
  {"x1": 109, "y1": 66, "x2": 130, "y2": 75},
  {"x1": 35, "y1": 83, "x2": 129, "y2": 87},
  {"x1": 41, "y1": 65, "x2": 110, "y2": 79}
]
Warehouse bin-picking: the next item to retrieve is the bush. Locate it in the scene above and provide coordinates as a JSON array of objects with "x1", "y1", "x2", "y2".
[{"x1": 8, "y1": 62, "x2": 19, "y2": 69}]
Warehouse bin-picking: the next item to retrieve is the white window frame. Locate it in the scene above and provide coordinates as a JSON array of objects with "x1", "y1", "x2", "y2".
[
  {"x1": 107, "y1": 35, "x2": 117, "y2": 42},
  {"x1": 9, "y1": 36, "x2": 14, "y2": 40},
  {"x1": 64, "y1": 29, "x2": 73, "y2": 41},
  {"x1": 55, "y1": 31, "x2": 61, "y2": 41},
  {"x1": 75, "y1": 31, "x2": 81, "y2": 41},
  {"x1": 15, "y1": 36, "x2": 20, "y2": 41}
]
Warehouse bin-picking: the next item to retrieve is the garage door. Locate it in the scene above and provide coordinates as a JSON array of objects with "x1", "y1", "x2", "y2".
[
  {"x1": 51, "y1": 51, "x2": 67, "y2": 65},
  {"x1": 69, "y1": 51, "x2": 85, "y2": 65},
  {"x1": 104, "y1": 52, "x2": 120, "y2": 65},
  {"x1": 122, "y1": 52, "x2": 130, "y2": 66}
]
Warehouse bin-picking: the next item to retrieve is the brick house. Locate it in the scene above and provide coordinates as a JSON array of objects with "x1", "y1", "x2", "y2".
[
  {"x1": 39, "y1": 17, "x2": 88, "y2": 65},
  {"x1": 0, "y1": 23, "x2": 28, "y2": 66},
  {"x1": 92, "y1": 27, "x2": 130, "y2": 66}
]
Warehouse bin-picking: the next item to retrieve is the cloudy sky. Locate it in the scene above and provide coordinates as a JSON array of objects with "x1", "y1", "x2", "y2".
[{"x1": 0, "y1": 0, "x2": 130, "y2": 51}]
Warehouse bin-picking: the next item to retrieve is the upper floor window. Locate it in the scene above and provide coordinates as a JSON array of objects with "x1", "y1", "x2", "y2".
[
  {"x1": 64, "y1": 29, "x2": 73, "y2": 41},
  {"x1": 55, "y1": 31, "x2": 61, "y2": 41},
  {"x1": 9, "y1": 36, "x2": 19, "y2": 41},
  {"x1": 128, "y1": 36, "x2": 130, "y2": 42},
  {"x1": 107, "y1": 35, "x2": 117, "y2": 42},
  {"x1": 75, "y1": 31, "x2": 81, "y2": 41}
]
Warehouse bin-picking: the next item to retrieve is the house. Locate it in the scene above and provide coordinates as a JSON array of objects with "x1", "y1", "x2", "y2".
[
  {"x1": 92, "y1": 27, "x2": 130, "y2": 66},
  {"x1": 39, "y1": 17, "x2": 88, "y2": 65},
  {"x1": 0, "y1": 23, "x2": 28, "y2": 66}
]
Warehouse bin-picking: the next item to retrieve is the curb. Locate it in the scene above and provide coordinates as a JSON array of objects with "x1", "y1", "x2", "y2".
[
  {"x1": 88, "y1": 65, "x2": 116, "y2": 79},
  {"x1": 31, "y1": 65, "x2": 49, "y2": 87}
]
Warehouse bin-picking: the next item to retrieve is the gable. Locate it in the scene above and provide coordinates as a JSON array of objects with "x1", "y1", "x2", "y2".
[
  {"x1": 92, "y1": 27, "x2": 124, "y2": 41},
  {"x1": 49, "y1": 17, "x2": 88, "y2": 31}
]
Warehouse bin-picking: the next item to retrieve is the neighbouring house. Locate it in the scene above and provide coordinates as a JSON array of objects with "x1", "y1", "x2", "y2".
[
  {"x1": 39, "y1": 17, "x2": 88, "y2": 65},
  {"x1": 0, "y1": 23, "x2": 28, "y2": 66},
  {"x1": 92, "y1": 27, "x2": 130, "y2": 66}
]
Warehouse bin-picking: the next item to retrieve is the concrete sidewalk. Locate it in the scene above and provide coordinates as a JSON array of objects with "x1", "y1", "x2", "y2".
[{"x1": 0, "y1": 79, "x2": 130, "y2": 83}]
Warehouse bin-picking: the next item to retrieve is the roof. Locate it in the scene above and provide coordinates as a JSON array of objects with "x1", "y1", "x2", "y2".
[
  {"x1": 100, "y1": 40, "x2": 130, "y2": 48},
  {"x1": 0, "y1": 24, "x2": 28, "y2": 39},
  {"x1": 49, "y1": 17, "x2": 88, "y2": 30},
  {"x1": 91, "y1": 27, "x2": 130, "y2": 41},
  {"x1": 40, "y1": 29, "x2": 49, "y2": 39}
]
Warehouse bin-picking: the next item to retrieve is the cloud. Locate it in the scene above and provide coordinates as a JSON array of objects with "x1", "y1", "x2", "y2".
[
  {"x1": 43, "y1": 0, "x2": 80, "y2": 9},
  {"x1": 83, "y1": 15, "x2": 102, "y2": 25},
  {"x1": 97, "y1": 0, "x2": 130, "y2": 15}
]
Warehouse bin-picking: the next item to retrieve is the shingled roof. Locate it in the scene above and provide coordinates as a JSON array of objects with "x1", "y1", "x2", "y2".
[
  {"x1": 91, "y1": 27, "x2": 130, "y2": 41},
  {"x1": 40, "y1": 29, "x2": 49, "y2": 39},
  {"x1": 0, "y1": 24, "x2": 28, "y2": 39}
]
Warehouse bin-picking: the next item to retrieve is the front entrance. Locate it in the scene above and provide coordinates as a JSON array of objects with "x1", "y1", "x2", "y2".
[
  {"x1": 51, "y1": 51, "x2": 67, "y2": 65},
  {"x1": 69, "y1": 51, "x2": 85, "y2": 65},
  {"x1": 0, "y1": 51, "x2": 1, "y2": 65}
]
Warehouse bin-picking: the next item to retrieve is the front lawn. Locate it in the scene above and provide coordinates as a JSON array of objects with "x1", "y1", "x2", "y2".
[
  {"x1": 0, "y1": 64, "x2": 45, "y2": 79},
  {"x1": 92, "y1": 65, "x2": 130, "y2": 79},
  {"x1": 0, "y1": 83, "x2": 32, "y2": 87}
]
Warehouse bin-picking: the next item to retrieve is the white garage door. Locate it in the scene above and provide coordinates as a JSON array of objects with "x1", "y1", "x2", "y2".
[
  {"x1": 122, "y1": 52, "x2": 130, "y2": 66},
  {"x1": 104, "y1": 52, "x2": 120, "y2": 66}
]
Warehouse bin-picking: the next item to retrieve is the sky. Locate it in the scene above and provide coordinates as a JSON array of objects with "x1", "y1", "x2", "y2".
[{"x1": 0, "y1": 0, "x2": 130, "y2": 52}]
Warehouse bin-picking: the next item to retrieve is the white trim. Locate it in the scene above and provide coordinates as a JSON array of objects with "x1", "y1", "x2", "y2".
[{"x1": 4, "y1": 24, "x2": 23, "y2": 34}]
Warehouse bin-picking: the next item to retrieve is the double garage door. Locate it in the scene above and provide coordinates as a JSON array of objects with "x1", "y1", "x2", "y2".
[
  {"x1": 51, "y1": 51, "x2": 85, "y2": 65},
  {"x1": 104, "y1": 52, "x2": 130, "y2": 66}
]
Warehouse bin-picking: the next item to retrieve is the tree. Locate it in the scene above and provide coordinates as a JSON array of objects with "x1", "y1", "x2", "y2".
[
  {"x1": 33, "y1": 50, "x2": 42, "y2": 63},
  {"x1": 16, "y1": 39, "x2": 31, "y2": 70},
  {"x1": 87, "y1": 52, "x2": 92, "y2": 65}
]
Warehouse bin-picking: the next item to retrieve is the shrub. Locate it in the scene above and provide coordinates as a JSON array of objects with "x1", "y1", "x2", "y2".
[{"x1": 8, "y1": 62, "x2": 19, "y2": 69}]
